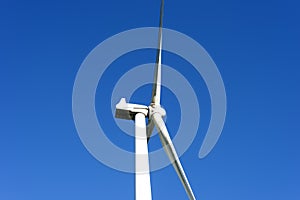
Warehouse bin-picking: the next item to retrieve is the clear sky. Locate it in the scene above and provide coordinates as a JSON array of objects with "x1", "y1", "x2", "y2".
[{"x1": 1, "y1": 0, "x2": 300, "y2": 199}]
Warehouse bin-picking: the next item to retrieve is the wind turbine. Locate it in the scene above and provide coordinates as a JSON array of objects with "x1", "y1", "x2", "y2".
[{"x1": 115, "y1": 0, "x2": 196, "y2": 199}]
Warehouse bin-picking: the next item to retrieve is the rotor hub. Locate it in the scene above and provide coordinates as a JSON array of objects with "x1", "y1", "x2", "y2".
[{"x1": 148, "y1": 104, "x2": 166, "y2": 118}]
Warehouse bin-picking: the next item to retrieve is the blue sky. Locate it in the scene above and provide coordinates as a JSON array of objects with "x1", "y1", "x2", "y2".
[{"x1": 1, "y1": 0, "x2": 300, "y2": 199}]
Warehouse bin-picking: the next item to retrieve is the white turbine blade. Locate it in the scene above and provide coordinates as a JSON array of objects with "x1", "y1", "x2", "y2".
[
  {"x1": 152, "y1": 113, "x2": 196, "y2": 200},
  {"x1": 151, "y1": 0, "x2": 164, "y2": 105},
  {"x1": 135, "y1": 113, "x2": 152, "y2": 200}
]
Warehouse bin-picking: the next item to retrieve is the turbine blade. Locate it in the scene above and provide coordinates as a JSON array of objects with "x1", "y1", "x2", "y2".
[
  {"x1": 152, "y1": 113, "x2": 196, "y2": 200},
  {"x1": 151, "y1": 0, "x2": 164, "y2": 105}
]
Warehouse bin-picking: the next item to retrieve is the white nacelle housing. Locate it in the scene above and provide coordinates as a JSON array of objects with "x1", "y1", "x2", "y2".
[{"x1": 115, "y1": 98, "x2": 148, "y2": 120}]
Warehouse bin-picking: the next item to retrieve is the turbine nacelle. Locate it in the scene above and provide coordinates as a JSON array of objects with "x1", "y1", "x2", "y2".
[
  {"x1": 115, "y1": 98, "x2": 166, "y2": 122},
  {"x1": 115, "y1": 98, "x2": 148, "y2": 120}
]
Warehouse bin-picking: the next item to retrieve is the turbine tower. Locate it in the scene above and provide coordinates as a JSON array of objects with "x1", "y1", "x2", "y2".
[{"x1": 115, "y1": 0, "x2": 196, "y2": 199}]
